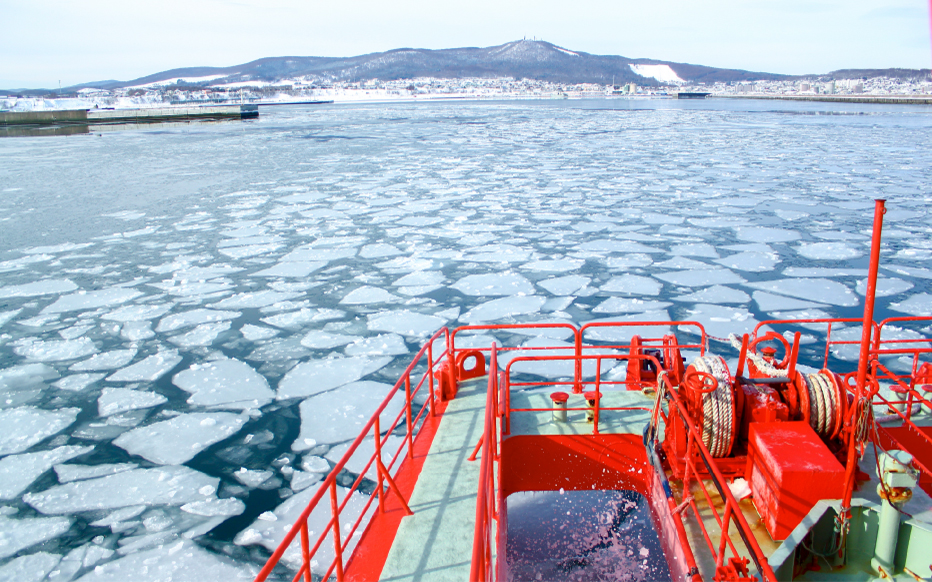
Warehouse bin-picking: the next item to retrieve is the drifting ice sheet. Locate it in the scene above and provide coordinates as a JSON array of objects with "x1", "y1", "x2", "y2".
[
  {"x1": 0, "y1": 445, "x2": 93, "y2": 500},
  {"x1": 107, "y1": 350, "x2": 183, "y2": 382},
  {"x1": 13, "y1": 337, "x2": 98, "y2": 362},
  {"x1": 0, "y1": 279, "x2": 77, "y2": 299},
  {"x1": 41, "y1": 288, "x2": 143, "y2": 314},
  {"x1": 70, "y1": 349, "x2": 137, "y2": 371},
  {"x1": 460, "y1": 296, "x2": 547, "y2": 323},
  {"x1": 745, "y1": 278, "x2": 858, "y2": 307},
  {"x1": 156, "y1": 309, "x2": 240, "y2": 333},
  {"x1": 113, "y1": 413, "x2": 247, "y2": 465},
  {"x1": 73, "y1": 539, "x2": 251, "y2": 582},
  {"x1": 367, "y1": 310, "x2": 447, "y2": 337},
  {"x1": 98, "y1": 388, "x2": 167, "y2": 416},
  {"x1": 293, "y1": 381, "x2": 406, "y2": 450},
  {"x1": 451, "y1": 273, "x2": 534, "y2": 296},
  {"x1": 24, "y1": 466, "x2": 219, "y2": 514},
  {"x1": 0, "y1": 406, "x2": 81, "y2": 456},
  {"x1": 601, "y1": 275, "x2": 662, "y2": 296},
  {"x1": 890, "y1": 293, "x2": 932, "y2": 317},
  {"x1": 278, "y1": 356, "x2": 392, "y2": 400},
  {"x1": 172, "y1": 359, "x2": 274, "y2": 409},
  {"x1": 0, "y1": 515, "x2": 71, "y2": 559},
  {"x1": 654, "y1": 269, "x2": 745, "y2": 288}
]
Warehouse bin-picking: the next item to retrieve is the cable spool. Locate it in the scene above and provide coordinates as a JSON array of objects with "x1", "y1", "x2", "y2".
[
  {"x1": 802, "y1": 370, "x2": 840, "y2": 438},
  {"x1": 684, "y1": 355, "x2": 736, "y2": 458}
]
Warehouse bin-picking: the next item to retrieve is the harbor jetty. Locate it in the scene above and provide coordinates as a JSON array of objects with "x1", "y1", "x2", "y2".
[{"x1": 0, "y1": 104, "x2": 259, "y2": 127}]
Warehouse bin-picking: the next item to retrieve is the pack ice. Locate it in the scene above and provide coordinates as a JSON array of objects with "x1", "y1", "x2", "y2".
[
  {"x1": 172, "y1": 358, "x2": 273, "y2": 409},
  {"x1": 113, "y1": 413, "x2": 248, "y2": 465}
]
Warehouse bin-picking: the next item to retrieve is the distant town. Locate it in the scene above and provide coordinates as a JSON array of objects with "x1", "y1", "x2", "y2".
[{"x1": 3, "y1": 74, "x2": 932, "y2": 112}]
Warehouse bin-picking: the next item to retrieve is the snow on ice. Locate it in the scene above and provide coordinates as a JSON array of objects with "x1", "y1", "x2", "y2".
[
  {"x1": 745, "y1": 278, "x2": 858, "y2": 306},
  {"x1": 277, "y1": 355, "x2": 392, "y2": 400},
  {"x1": 0, "y1": 406, "x2": 81, "y2": 456},
  {"x1": 293, "y1": 381, "x2": 406, "y2": 450},
  {"x1": 41, "y1": 288, "x2": 144, "y2": 314},
  {"x1": 0, "y1": 445, "x2": 93, "y2": 500},
  {"x1": 107, "y1": 350, "x2": 183, "y2": 382},
  {"x1": 25, "y1": 466, "x2": 219, "y2": 514},
  {"x1": 113, "y1": 413, "x2": 247, "y2": 465},
  {"x1": 451, "y1": 273, "x2": 534, "y2": 296},
  {"x1": 70, "y1": 349, "x2": 137, "y2": 371},
  {"x1": 0, "y1": 515, "x2": 71, "y2": 559},
  {"x1": 98, "y1": 388, "x2": 168, "y2": 416},
  {"x1": 172, "y1": 359, "x2": 274, "y2": 409}
]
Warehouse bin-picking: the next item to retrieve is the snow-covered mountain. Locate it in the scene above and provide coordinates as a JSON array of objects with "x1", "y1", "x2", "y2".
[{"x1": 59, "y1": 40, "x2": 791, "y2": 92}]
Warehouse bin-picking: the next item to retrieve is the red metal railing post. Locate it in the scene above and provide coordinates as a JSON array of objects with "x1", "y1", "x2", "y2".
[
  {"x1": 856, "y1": 199, "x2": 885, "y2": 393},
  {"x1": 405, "y1": 374, "x2": 414, "y2": 460},
  {"x1": 374, "y1": 417, "x2": 385, "y2": 514},
  {"x1": 717, "y1": 504, "x2": 734, "y2": 568},
  {"x1": 300, "y1": 521, "x2": 312, "y2": 582},
  {"x1": 574, "y1": 328, "x2": 583, "y2": 393},
  {"x1": 329, "y1": 481, "x2": 344, "y2": 582},
  {"x1": 428, "y1": 343, "x2": 436, "y2": 418},
  {"x1": 593, "y1": 358, "x2": 602, "y2": 435}
]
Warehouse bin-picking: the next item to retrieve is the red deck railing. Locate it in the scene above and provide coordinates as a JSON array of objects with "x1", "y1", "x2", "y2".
[{"x1": 254, "y1": 327, "x2": 452, "y2": 582}]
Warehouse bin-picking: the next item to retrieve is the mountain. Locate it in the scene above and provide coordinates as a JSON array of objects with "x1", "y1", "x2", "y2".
[
  {"x1": 62, "y1": 40, "x2": 791, "y2": 92},
  {"x1": 8, "y1": 40, "x2": 928, "y2": 94}
]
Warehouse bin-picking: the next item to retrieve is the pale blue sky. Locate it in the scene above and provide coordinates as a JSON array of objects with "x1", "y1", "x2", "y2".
[{"x1": 1, "y1": 0, "x2": 929, "y2": 89}]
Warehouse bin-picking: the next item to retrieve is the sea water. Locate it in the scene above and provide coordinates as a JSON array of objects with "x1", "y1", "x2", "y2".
[{"x1": 0, "y1": 98, "x2": 931, "y2": 580}]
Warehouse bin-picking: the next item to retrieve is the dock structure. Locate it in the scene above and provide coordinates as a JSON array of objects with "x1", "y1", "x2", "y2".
[
  {"x1": 715, "y1": 94, "x2": 932, "y2": 105},
  {"x1": 0, "y1": 104, "x2": 258, "y2": 127}
]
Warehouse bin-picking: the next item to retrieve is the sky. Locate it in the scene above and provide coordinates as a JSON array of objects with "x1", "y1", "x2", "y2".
[{"x1": 1, "y1": 0, "x2": 930, "y2": 89}]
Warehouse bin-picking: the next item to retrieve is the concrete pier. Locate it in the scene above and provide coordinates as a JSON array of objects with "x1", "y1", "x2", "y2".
[{"x1": 0, "y1": 104, "x2": 258, "y2": 127}]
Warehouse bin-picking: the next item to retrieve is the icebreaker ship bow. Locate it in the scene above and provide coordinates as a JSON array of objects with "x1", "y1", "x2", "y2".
[{"x1": 254, "y1": 199, "x2": 932, "y2": 582}]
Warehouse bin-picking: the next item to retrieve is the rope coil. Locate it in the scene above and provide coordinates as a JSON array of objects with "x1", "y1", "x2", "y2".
[
  {"x1": 728, "y1": 333, "x2": 784, "y2": 378},
  {"x1": 691, "y1": 355, "x2": 735, "y2": 458}
]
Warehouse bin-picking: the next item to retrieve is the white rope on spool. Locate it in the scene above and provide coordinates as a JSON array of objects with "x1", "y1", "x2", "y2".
[
  {"x1": 691, "y1": 355, "x2": 735, "y2": 458},
  {"x1": 728, "y1": 333, "x2": 784, "y2": 377},
  {"x1": 802, "y1": 371, "x2": 837, "y2": 438}
]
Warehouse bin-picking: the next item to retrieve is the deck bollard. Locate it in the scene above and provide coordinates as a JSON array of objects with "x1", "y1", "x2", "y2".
[
  {"x1": 583, "y1": 391, "x2": 601, "y2": 424},
  {"x1": 550, "y1": 391, "x2": 569, "y2": 422}
]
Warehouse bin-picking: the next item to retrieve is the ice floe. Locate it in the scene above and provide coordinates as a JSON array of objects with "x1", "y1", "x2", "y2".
[
  {"x1": 0, "y1": 551, "x2": 61, "y2": 581},
  {"x1": 172, "y1": 359, "x2": 274, "y2": 410},
  {"x1": 156, "y1": 308, "x2": 240, "y2": 333},
  {"x1": 121, "y1": 321, "x2": 155, "y2": 341},
  {"x1": 340, "y1": 286, "x2": 398, "y2": 304},
  {"x1": 262, "y1": 307, "x2": 345, "y2": 329},
  {"x1": 42, "y1": 288, "x2": 144, "y2": 314},
  {"x1": 734, "y1": 227, "x2": 800, "y2": 243},
  {"x1": 0, "y1": 279, "x2": 77, "y2": 299},
  {"x1": 460, "y1": 296, "x2": 547, "y2": 323},
  {"x1": 367, "y1": 310, "x2": 447, "y2": 337},
  {"x1": 293, "y1": 381, "x2": 406, "y2": 450},
  {"x1": 252, "y1": 261, "x2": 327, "y2": 278},
  {"x1": 855, "y1": 277, "x2": 913, "y2": 297},
  {"x1": 746, "y1": 278, "x2": 858, "y2": 307},
  {"x1": 752, "y1": 291, "x2": 825, "y2": 312},
  {"x1": 0, "y1": 445, "x2": 92, "y2": 500},
  {"x1": 713, "y1": 251, "x2": 779, "y2": 273},
  {"x1": 53, "y1": 372, "x2": 106, "y2": 392},
  {"x1": 325, "y1": 434, "x2": 406, "y2": 479},
  {"x1": 212, "y1": 290, "x2": 303, "y2": 309},
  {"x1": 107, "y1": 350, "x2": 182, "y2": 382},
  {"x1": 73, "y1": 539, "x2": 251, "y2": 581},
  {"x1": 0, "y1": 308, "x2": 22, "y2": 328},
  {"x1": 0, "y1": 406, "x2": 81, "y2": 456},
  {"x1": 451, "y1": 273, "x2": 534, "y2": 296},
  {"x1": 98, "y1": 388, "x2": 167, "y2": 416},
  {"x1": 70, "y1": 349, "x2": 137, "y2": 371},
  {"x1": 582, "y1": 311, "x2": 671, "y2": 343},
  {"x1": 54, "y1": 462, "x2": 138, "y2": 483},
  {"x1": 101, "y1": 303, "x2": 173, "y2": 322},
  {"x1": 520, "y1": 258, "x2": 585, "y2": 272},
  {"x1": 601, "y1": 275, "x2": 662, "y2": 296},
  {"x1": 783, "y1": 267, "x2": 867, "y2": 278},
  {"x1": 278, "y1": 356, "x2": 393, "y2": 400},
  {"x1": 300, "y1": 330, "x2": 362, "y2": 349},
  {"x1": 234, "y1": 484, "x2": 368, "y2": 573},
  {"x1": 670, "y1": 243, "x2": 718, "y2": 258},
  {"x1": 796, "y1": 242, "x2": 862, "y2": 260},
  {"x1": 168, "y1": 321, "x2": 231, "y2": 347},
  {"x1": 537, "y1": 275, "x2": 590, "y2": 296},
  {"x1": 13, "y1": 337, "x2": 98, "y2": 362},
  {"x1": 344, "y1": 334, "x2": 409, "y2": 356},
  {"x1": 680, "y1": 304, "x2": 762, "y2": 341},
  {"x1": 654, "y1": 269, "x2": 746, "y2": 288},
  {"x1": 890, "y1": 293, "x2": 932, "y2": 317},
  {"x1": 0, "y1": 515, "x2": 71, "y2": 559},
  {"x1": 113, "y1": 413, "x2": 247, "y2": 464},
  {"x1": 240, "y1": 324, "x2": 279, "y2": 341},
  {"x1": 673, "y1": 285, "x2": 750, "y2": 304},
  {"x1": 392, "y1": 271, "x2": 445, "y2": 287},
  {"x1": 592, "y1": 298, "x2": 672, "y2": 314}
]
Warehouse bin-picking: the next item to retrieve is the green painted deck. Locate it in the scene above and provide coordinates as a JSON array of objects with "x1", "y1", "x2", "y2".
[{"x1": 378, "y1": 378, "x2": 487, "y2": 581}]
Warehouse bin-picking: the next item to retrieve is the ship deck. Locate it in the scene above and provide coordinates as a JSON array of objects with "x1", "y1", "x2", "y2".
[{"x1": 378, "y1": 376, "x2": 932, "y2": 581}]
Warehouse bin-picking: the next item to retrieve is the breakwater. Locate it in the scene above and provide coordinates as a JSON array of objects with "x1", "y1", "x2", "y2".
[
  {"x1": 715, "y1": 94, "x2": 932, "y2": 105},
  {"x1": 0, "y1": 104, "x2": 258, "y2": 126}
]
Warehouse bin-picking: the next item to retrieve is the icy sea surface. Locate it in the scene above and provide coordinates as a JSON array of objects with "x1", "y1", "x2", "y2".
[{"x1": 0, "y1": 99, "x2": 931, "y2": 580}]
